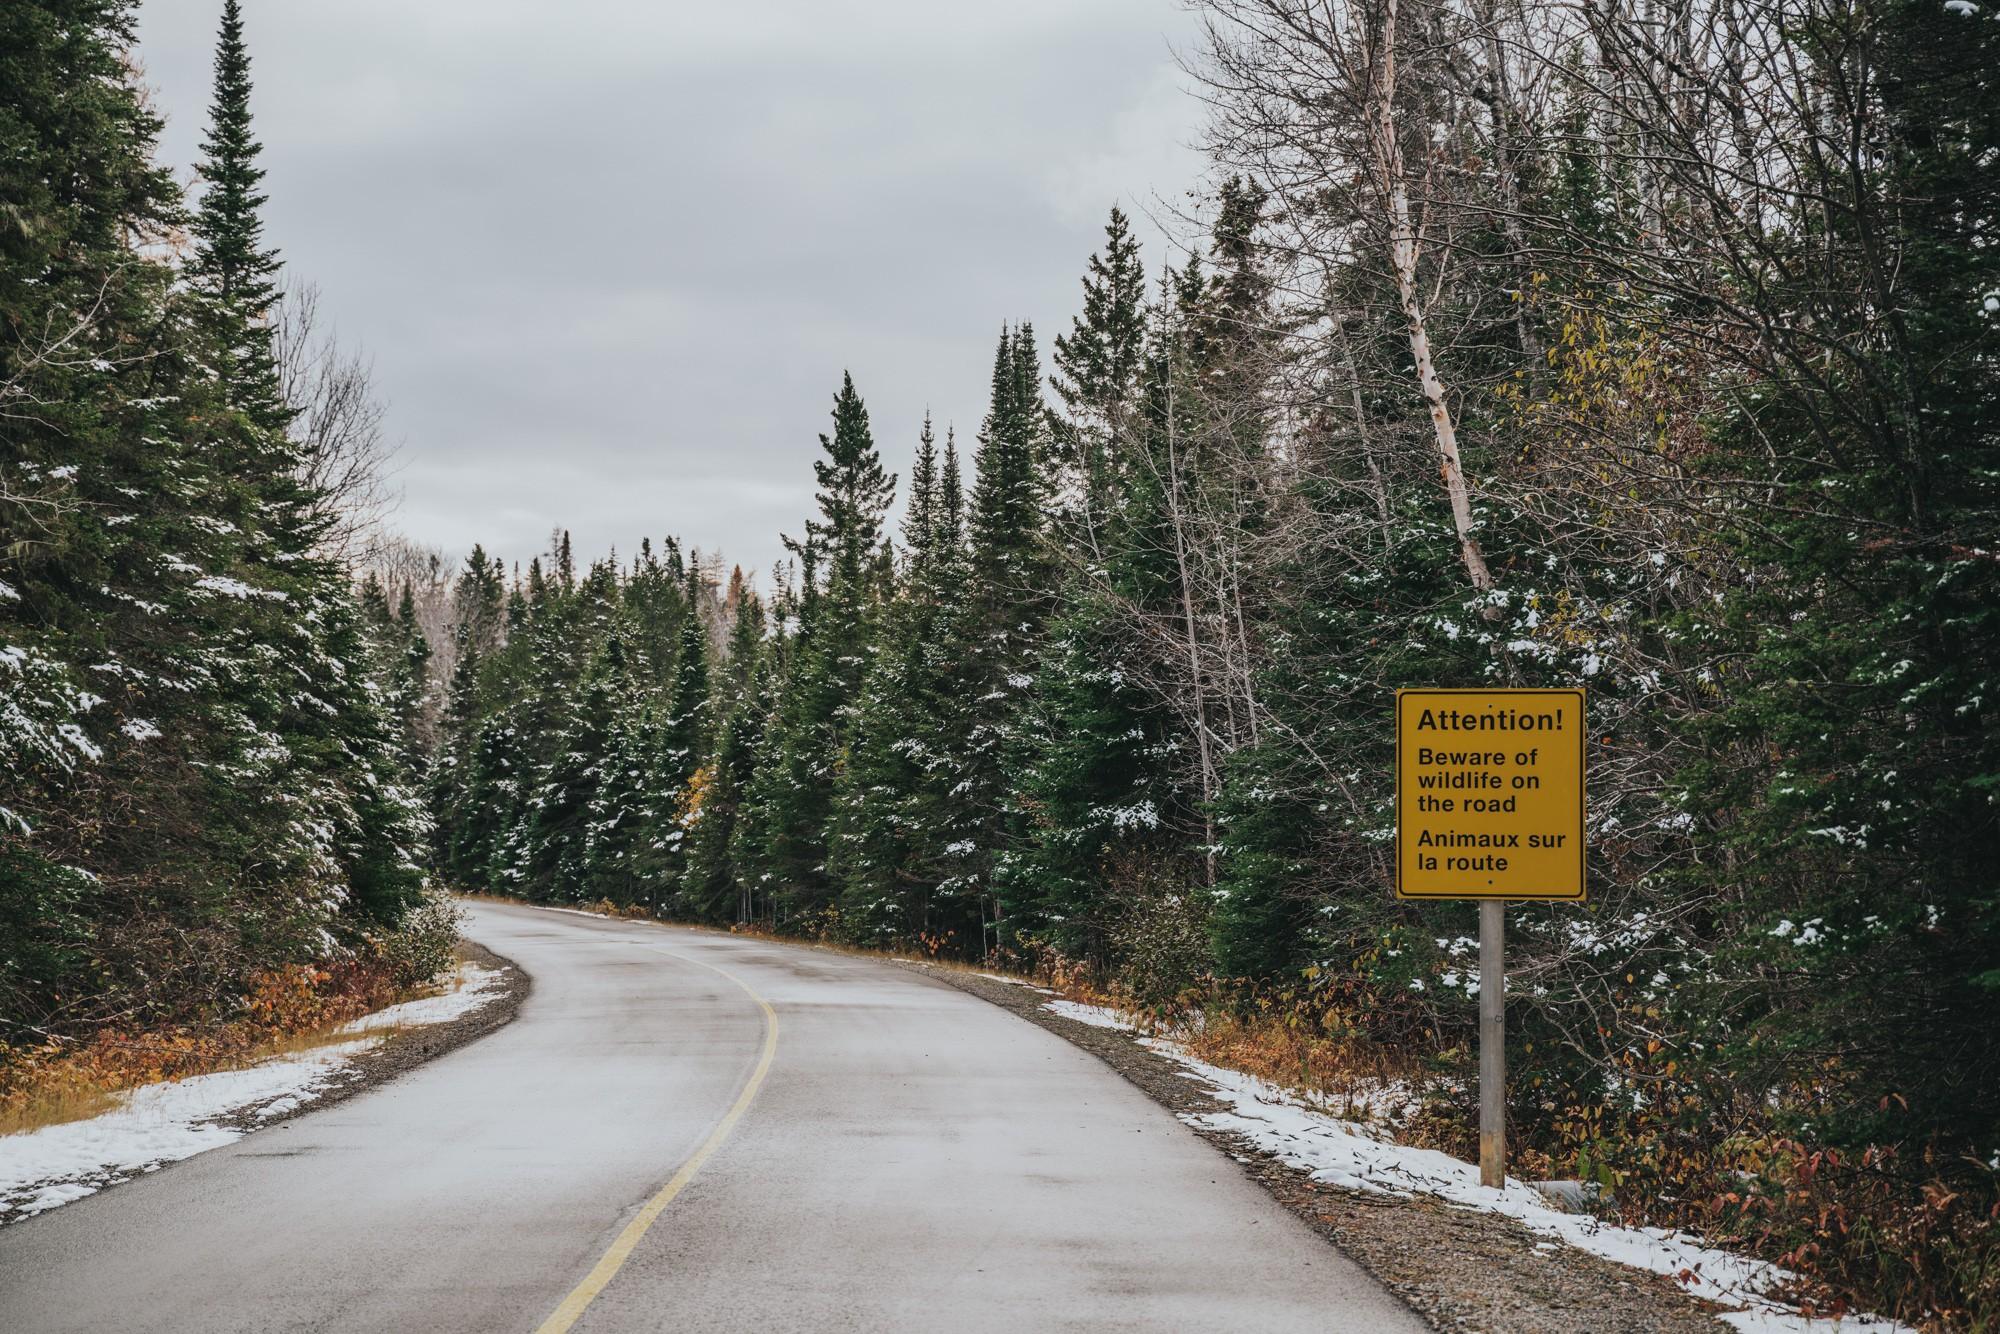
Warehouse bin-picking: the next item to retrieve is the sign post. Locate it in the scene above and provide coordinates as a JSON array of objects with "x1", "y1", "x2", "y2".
[
  {"x1": 1396, "y1": 687, "x2": 1586, "y2": 1189},
  {"x1": 1478, "y1": 898, "x2": 1505, "y2": 1187}
]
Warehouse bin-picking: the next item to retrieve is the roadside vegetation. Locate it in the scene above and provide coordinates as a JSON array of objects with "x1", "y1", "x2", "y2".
[
  {"x1": 4, "y1": 0, "x2": 1995, "y2": 1326},
  {"x1": 0, "y1": 893, "x2": 461, "y2": 1138},
  {"x1": 421, "y1": 1, "x2": 1999, "y2": 1324},
  {"x1": 1, "y1": 4, "x2": 450, "y2": 1128}
]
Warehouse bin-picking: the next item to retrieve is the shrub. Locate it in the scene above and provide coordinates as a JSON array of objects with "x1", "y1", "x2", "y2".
[
  {"x1": 368, "y1": 888, "x2": 464, "y2": 991},
  {"x1": 1108, "y1": 869, "x2": 1212, "y2": 1015}
]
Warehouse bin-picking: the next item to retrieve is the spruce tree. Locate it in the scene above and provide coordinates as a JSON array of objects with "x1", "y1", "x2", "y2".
[
  {"x1": 1000, "y1": 224, "x2": 1201, "y2": 965},
  {"x1": 831, "y1": 416, "x2": 965, "y2": 944},
  {"x1": 386, "y1": 583, "x2": 434, "y2": 767},
  {"x1": 518, "y1": 619, "x2": 622, "y2": 902},
  {"x1": 683, "y1": 658, "x2": 771, "y2": 923},
  {"x1": 582, "y1": 636, "x2": 655, "y2": 905},
  {"x1": 1052, "y1": 206, "x2": 1149, "y2": 541},
  {"x1": 190, "y1": 0, "x2": 284, "y2": 430},
  {"x1": 640, "y1": 563, "x2": 715, "y2": 905},
  {"x1": 182, "y1": 0, "x2": 427, "y2": 925},
  {"x1": 931, "y1": 328, "x2": 1055, "y2": 951},
  {"x1": 0, "y1": 0, "x2": 228, "y2": 1030},
  {"x1": 740, "y1": 376, "x2": 895, "y2": 923}
]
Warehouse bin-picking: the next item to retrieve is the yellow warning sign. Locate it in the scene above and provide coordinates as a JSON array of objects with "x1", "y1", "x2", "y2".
[{"x1": 1395, "y1": 688, "x2": 1586, "y2": 901}]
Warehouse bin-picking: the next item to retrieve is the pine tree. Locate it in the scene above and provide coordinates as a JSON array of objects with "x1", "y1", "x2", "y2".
[
  {"x1": 681, "y1": 653, "x2": 769, "y2": 923},
  {"x1": 1052, "y1": 207, "x2": 1149, "y2": 541},
  {"x1": 1666, "y1": 5, "x2": 2000, "y2": 1147},
  {"x1": 431, "y1": 548, "x2": 510, "y2": 880},
  {"x1": 999, "y1": 224, "x2": 1201, "y2": 965},
  {"x1": 181, "y1": 0, "x2": 428, "y2": 925},
  {"x1": 740, "y1": 375, "x2": 895, "y2": 923},
  {"x1": 693, "y1": 658, "x2": 776, "y2": 924},
  {"x1": 385, "y1": 583, "x2": 434, "y2": 767},
  {"x1": 0, "y1": 0, "x2": 228, "y2": 1030},
  {"x1": 831, "y1": 416, "x2": 967, "y2": 944},
  {"x1": 719, "y1": 568, "x2": 766, "y2": 705},
  {"x1": 639, "y1": 563, "x2": 715, "y2": 906},
  {"x1": 189, "y1": 0, "x2": 284, "y2": 431},
  {"x1": 917, "y1": 327, "x2": 1058, "y2": 952},
  {"x1": 518, "y1": 622, "x2": 622, "y2": 902},
  {"x1": 581, "y1": 635, "x2": 655, "y2": 905}
]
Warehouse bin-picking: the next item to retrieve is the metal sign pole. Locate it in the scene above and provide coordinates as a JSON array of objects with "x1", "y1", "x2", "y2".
[{"x1": 1478, "y1": 897, "x2": 1505, "y2": 1188}]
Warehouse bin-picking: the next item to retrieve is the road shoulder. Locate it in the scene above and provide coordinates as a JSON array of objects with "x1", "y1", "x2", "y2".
[
  {"x1": 213, "y1": 938, "x2": 531, "y2": 1134},
  {"x1": 911, "y1": 964, "x2": 1731, "y2": 1334},
  {"x1": 0, "y1": 939, "x2": 528, "y2": 1225}
]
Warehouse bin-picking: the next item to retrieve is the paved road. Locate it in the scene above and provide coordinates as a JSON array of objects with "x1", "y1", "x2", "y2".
[{"x1": 0, "y1": 901, "x2": 1423, "y2": 1332}]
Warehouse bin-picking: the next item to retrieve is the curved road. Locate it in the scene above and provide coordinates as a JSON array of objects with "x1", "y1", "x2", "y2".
[{"x1": 0, "y1": 901, "x2": 1423, "y2": 1332}]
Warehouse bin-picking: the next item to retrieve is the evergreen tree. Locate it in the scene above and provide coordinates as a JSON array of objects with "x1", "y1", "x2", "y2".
[
  {"x1": 0, "y1": 0, "x2": 436, "y2": 1041},
  {"x1": 1052, "y1": 206, "x2": 1149, "y2": 541},
  {"x1": 189, "y1": 0, "x2": 284, "y2": 431},
  {"x1": 831, "y1": 416, "x2": 966, "y2": 944},
  {"x1": 999, "y1": 220, "x2": 1187, "y2": 963},
  {"x1": 431, "y1": 547, "x2": 509, "y2": 881},
  {"x1": 1666, "y1": 5, "x2": 2000, "y2": 1148},
  {"x1": 719, "y1": 568, "x2": 766, "y2": 704},
  {"x1": 0, "y1": 0, "x2": 231, "y2": 1030},
  {"x1": 640, "y1": 562, "x2": 715, "y2": 905},
  {"x1": 517, "y1": 626, "x2": 622, "y2": 902},
  {"x1": 385, "y1": 583, "x2": 434, "y2": 767},
  {"x1": 740, "y1": 375, "x2": 895, "y2": 922},
  {"x1": 183, "y1": 0, "x2": 426, "y2": 924},
  {"x1": 933, "y1": 327, "x2": 1054, "y2": 950},
  {"x1": 582, "y1": 635, "x2": 655, "y2": 905},
  {"x1": 683, "y1": 658, "x2": 772, "y2": 923}
]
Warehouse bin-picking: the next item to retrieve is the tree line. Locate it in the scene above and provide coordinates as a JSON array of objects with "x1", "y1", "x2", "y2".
[
  {"x1": 2, "y1": 0, "x2": 1994, "y2": 1319},
  {"x1": 1, "y1": 1, "x2": 434, "y2": 1042},
  {"x1": 425, "y1": 0, "x2": 1998, "y2": 1318}
]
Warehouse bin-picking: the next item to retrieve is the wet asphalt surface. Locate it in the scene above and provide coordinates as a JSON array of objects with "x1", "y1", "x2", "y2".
[{"x1": 0, "y1": 900, "x2": 1424, "y2": 1333}]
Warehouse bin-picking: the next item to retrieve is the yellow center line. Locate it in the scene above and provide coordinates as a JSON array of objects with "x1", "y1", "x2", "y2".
[{"x1": 535, "y1": 944, "x2": 779, "y2": 1334}]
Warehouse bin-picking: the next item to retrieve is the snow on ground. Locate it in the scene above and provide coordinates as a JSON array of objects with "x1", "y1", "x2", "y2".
[
  {"x1": 0, "y1": 1041, "x2": 374, "y2": 1223},
  {"x1": 976, "y1": 972, "x2": 1057, "y2": 994},
  {"x1": 1043, "y1": 999, "x2": 1912, "y2": 1334},
  {"x1": 1045, "y1": 998, "x2": 1135, "y2": 1029},
  {"x1": 0, "y1": 962, "x2": 506, "y2": 1225},
  {"x1": 337, "y1": 963, "x2": 506, "y2": 1033}
]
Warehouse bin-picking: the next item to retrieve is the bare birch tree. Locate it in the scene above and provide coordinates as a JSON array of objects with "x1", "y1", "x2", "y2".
[{"x1": 274, "y1": 280, "x2": 399, "y2": 563}]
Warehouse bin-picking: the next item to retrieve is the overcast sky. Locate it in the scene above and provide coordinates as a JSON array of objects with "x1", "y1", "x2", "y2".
[{"x1": 134, "y1": 1, "x2": 1207, "y2": 582}]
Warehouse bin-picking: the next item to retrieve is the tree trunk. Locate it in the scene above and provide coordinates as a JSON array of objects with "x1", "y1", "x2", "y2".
[{"x1": 1369, "y1": 0, "x2": 1495, "y2": 595}]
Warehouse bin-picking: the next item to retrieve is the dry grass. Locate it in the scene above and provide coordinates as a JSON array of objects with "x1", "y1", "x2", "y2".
[
  {"x1": 0, "y1": 960, "x2": 442, "y2": 1139},
  {"x1": 0, "y1": 1080, "x2": 122, "y2": 1138},
  {"x1": 1178, "y1": 1007, "x2": 1418, "y2": 1107}
]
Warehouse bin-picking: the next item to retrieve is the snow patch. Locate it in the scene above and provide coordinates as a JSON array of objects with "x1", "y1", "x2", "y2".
[
  {"x1": 336, "y1": 964, "x2": 506, "y2": 1033},
  {"x1": 1039, "y1": 997, "x2": 1910, "y2": 1332},
  {"x1": 0, "y1": 1041, "x2": 371, "y2": 1223},
  {"x1": 1044, "y1": 999, "x2": 1138, "y2": 1030},
  {"x1": 0, "y1": 962, "x2": 508, "y2": 1225}
]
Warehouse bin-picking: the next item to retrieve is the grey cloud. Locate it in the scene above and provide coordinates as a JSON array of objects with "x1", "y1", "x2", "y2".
[{"x1": 137, "y1": 0, "x2": 1203, "y2": 580}]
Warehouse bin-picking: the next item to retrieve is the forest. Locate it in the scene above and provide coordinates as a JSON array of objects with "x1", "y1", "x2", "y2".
[{"x1": 2, "y1": 0, "x2": 1996, "y2": 1324}]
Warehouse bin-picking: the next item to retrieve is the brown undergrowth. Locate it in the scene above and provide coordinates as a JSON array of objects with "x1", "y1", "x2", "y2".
[
  {"x1": 0, "y1": 960, "x2": 415, "y2": 1137},
  {"x1": 0, "y1": 897, "x2": 464, "y2": 1139}
]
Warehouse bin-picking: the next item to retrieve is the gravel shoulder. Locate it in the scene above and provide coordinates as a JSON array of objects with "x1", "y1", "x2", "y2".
[
  {"x1": 210, "y1": 937, "x2": 529, "y2": 1135},
  {"x1": 910, "y1": 963, "x2": 1732, "y2": 1334}
]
